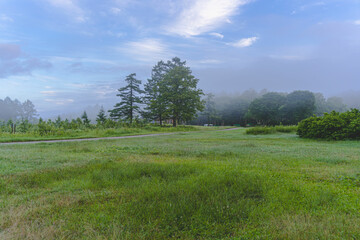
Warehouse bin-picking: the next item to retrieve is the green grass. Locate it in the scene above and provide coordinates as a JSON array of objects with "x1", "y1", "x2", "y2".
[
  {"x1": 0, "y1": 125, "x2": 229, "y2": 143},
  {"x1": 1, "y1": 129, "x2": 360, "y2": 239}
]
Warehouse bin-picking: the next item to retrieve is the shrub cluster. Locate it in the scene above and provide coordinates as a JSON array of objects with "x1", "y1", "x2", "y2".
[
  {"x1": 0, "y1": 117, "x2": 148, "y2": 136},
  {"x1": 246, "y1": 126, "x2": 297, "y2": 135},
  {"x1": 297, "y1": 109, "x2": 360, "y2": 140}
]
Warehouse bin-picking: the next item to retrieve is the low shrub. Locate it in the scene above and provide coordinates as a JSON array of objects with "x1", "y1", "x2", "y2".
[
  {"x1": 297, "y1": 109, "x2": 360, "y2": 140},
  {"x1": 246, "y1": 127, "x2": 276, "y2": 135},
  {"x1": 246, "y1": 126, "x2": 297, "y2": 135}
]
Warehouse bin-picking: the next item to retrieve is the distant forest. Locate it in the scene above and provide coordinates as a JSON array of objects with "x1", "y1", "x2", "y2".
[
  {"x1": 0, "y1": 97, "x2": 37, "y2": 122},
  {"x1": 0, "y1": 89, "x2": 349, "y2": 127},
  {"x1": 192, "y1": 89, "x2": 348, "y2": 126}
]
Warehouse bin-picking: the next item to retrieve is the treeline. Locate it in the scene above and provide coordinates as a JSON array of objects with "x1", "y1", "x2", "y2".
[
  {"x1": 1, "y1": 57, "x2": 349, "y2": 128},
  {"x1": 0, "y1": 97, "x2": 37, "y2": 121},
  {"x1": 194, "y1": 90, "x2": 347, "y2": 126}
]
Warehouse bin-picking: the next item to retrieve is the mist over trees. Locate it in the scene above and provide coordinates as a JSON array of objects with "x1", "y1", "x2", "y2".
[
  {"x1": 0, "y1": 97, "x2": 37, "y2": 122},
  {"x1": 193, "y1": 90, "x2": 349, "y2": 126},
  {"x1": 0, "y1": 56, "x2": 353, "y2": 128}
]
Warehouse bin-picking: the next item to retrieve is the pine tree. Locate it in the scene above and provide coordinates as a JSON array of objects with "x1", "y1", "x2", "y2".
[
  {"x1": 81, "y1": 111, "x2": 91, "y2": 126},
  {"x1": 96, "y1": 106, "x2": 107, "y2": 125},
  {"x1": 109, "y1": 73, "x2": 144, "y2": 124}
]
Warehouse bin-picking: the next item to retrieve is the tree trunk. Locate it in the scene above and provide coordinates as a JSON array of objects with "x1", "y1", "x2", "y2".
[{"x1": 173, "y1": 118, "x2": 177, "y2": 127}]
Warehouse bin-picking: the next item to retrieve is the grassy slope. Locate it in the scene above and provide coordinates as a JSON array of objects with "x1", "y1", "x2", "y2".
[{"x1": 1, "y1": 129, "x2": 360, "y2": 239}]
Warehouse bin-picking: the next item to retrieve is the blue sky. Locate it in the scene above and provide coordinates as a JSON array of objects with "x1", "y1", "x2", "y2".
[{"x1": 0, "y1": 0, "x2": 360, "y2": 117}]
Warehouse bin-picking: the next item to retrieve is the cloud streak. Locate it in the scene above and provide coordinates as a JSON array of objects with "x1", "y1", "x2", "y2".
[
  {"x1": 45, "y1": 0, "x2": 87, "y2": 22},
  {"x1": 209, "y1": 32, "x2": 224, "y2": 39},
  {"x1": 166, "y1": 0, "x2": 251, "y2": 37},
  {"x1": 118, "y1": 38, "x2": 172, "y2": 63},
  {"x1": 227, "y1": 37, "x2": 258, "y2": 48}
]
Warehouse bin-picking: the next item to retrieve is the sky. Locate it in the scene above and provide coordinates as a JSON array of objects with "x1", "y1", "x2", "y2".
[{"x1": 0, "y1": 0, "x2": 360, "y2": 117}]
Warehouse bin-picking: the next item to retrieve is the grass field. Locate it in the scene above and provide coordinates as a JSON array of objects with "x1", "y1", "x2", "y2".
[{"x1": 1, "y1": 129, "x2": 360, "y2": 239}]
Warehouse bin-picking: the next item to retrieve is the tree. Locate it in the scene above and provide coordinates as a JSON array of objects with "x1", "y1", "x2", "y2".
[
  {"x1": 96, "y1": 107, "x2": 107, "y2": 125},
  {"x1": 158, "y1": 65, "x2": 204, "y2": 127},
  {"x1": 326, "y1": 97, "x2": 347, "y2": 113},
  {"x1": 143, "y1": 57, "x2": 186, "y2": 125},
  {"x1": 109, "y1": 73, "x2": 144, "y2": 123},
  {"x1": 201, "y1": 93, "x2": 219, "y2": 125},
  {"x1": 81, "y1": 111, "x2": 90, "y2": 126},
  {"x1": 314, "y1": 93, "x2": 348, "y2": 116},
  {"x1": 21, "y1": 100, "x2": 37, "y2": 122},
  {"x1": 246, "y1": 92, "x2": 286, "y2": 125},
  {"x1": 280, "y1": 90, "x2": 315, "y2": 124}
]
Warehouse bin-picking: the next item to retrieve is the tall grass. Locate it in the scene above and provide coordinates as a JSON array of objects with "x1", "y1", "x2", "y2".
[{"x1": 2, "y1": 129, "x2": 360, "y2": 239}]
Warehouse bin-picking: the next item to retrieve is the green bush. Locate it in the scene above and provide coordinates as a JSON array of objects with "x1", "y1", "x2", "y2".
[{"x1": 297, "y1": 109, "x2": 360, "y2": 140}]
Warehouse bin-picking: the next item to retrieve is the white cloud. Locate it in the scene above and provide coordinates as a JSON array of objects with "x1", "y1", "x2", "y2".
[
  {"x1": 0, "y1": 14, "x2": 13, "y2": 22},
  {"x1": 110, "y1": 7, "x2": 121, "y2": 15},
  {"x1": 227, "y1": 37, "x2": 258, "y2": 48},
  {"x1": 198, "y1": 59, "x2": 221, "y2": 64},
  {"x1": 166, "y1": 0, "x2": 251, "y2": 37},
  {"x1": 49, "y1": 56, "x2": 117, "y2": 65},
  {"x1": 269, "y1": 55, "x2": 305, "y2": 61},
  {"x1": 45, "y1": 98, "x2": 74, "y2": 105},
  {"x1": 209, "y1": 32, "x2": 224, "y2": 39},
  {"x1": 45, "y1": 0, "x2": 87, "y2": 22},
  {"x1": 119, "y1": 38, "x2": 172, "y2": 62},
  {"x1": 292, "y1": 1, "x2": 325, "y2": 15},
  {"x1": 354, "y1": 20, "x2": 360, "y2": 25},
  {"x1": 41, "y1": 90, "x2": 57, "y2": 96}
]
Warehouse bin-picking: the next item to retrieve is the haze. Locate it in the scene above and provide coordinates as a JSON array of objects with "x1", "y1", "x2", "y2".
[{"x1": 0, "y1": 0, "x2": 360, "y2": 117}]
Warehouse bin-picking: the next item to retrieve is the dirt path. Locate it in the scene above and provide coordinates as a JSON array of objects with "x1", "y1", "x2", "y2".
[{"x1": 0, "y1": 128, "x2": 242, "y2": 146}]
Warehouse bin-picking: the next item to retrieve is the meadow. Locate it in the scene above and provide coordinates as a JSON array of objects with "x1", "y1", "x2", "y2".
[
  {"x1": 0, "y1": 125, "x2": 221, "y2": 143},
  {"x1": 1, "y1": 128, "x2": 360, "y2": 239}
]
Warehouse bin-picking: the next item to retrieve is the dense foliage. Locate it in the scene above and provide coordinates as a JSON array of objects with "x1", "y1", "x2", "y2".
[{"x1": 297, "y1": 109, "x2": 360, "y2": 140}]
